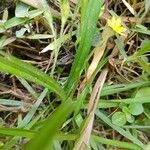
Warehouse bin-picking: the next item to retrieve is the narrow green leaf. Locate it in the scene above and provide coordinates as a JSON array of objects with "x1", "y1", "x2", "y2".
[
  {"x1": 138, "y1": 59, "x2": 150, "y2": 74},
  {"x1": 0, "y1": 54, "x2": 67, "y2": 100},
  {"x1": 137, "y1": 40, "x2": 150, "y2": 56},
  {"x1": 4, "y1": 9, "x2": 43, "y2": 29},
  {"x1": 0, "y1": 36, "x2": 7, "y2": 48},
  {"x1": 65, "y1": 0, "x2": 104, "y2": 95},
  {"x1": 60, "y1": 0, "x2": 70, "y2": 25},
  {"x1": 0, "y1": 99, "x2": 30, "y2": 107},
  {"x1": 80, "y1": 0, "x2": 88, "y2": 32},
  {"x1": 0, "y1": 128, "x2": 35, "y2": 138},
  {"x1": 18, "y1": 89, "x2": 48, "y2": 128},
  {"x1": 115, "y1": 34, "x2": 127, "y2": 59},
  {"x1": 18, "y1": 77, "x2": 39, "y2": 99},
  {"x1": 101, "y1": 81, "x2": 150, "y2": 96},
  {"x1": 40, "y1": 32, "x2": 75, "y2": 53},
  {"x1": 1, "y1": 37, "x2": 16, "y2": 47},
  {"x1": 93, "y1": 135, "x2": 142, "y2": 150},
  {"x1": 26, "y1": 100, "x2": 75, "y2": 150},
  {"x1": 22, "y1": 34, "x2": 54, "y2": 39},
  {"x1": 0, "y1": 128, "x2": 142, "y2": 150},
  {"x1": 132, "y1": 26, "x2": 150, "y2": 35},
  {"x1": 127, "y1": 40, "x2": 150, "y2": 61}
]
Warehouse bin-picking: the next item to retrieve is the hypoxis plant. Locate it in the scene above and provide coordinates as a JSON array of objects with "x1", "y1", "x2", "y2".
[
  {"x1": 0, "y1": 0, "x2": 105, "y2": 149},
  {"x1": 0, "y1": 0, "x2": 149, "y2": 150}
]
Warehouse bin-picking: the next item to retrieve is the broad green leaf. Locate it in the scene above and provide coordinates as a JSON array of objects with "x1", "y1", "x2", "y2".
[
  {"x1": 112, "y1": 111, "x2": 127, "y2": 126},
  {"x1": 65, "y1": 0, "x2": 104, "y2": 95},
  {"x1": 128, "y1": 103, "x2": 144, "y2": 116},
  {"x1": 0, "y1": 54, "x2": 67, "y2": 100}
]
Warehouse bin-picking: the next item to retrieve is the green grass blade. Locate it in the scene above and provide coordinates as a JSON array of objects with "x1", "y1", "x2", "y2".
[
  {"x1": 138, "y1": 59, "x2": 150, "y2": 74},
  {"x1": 100, "y1": 96, "x2": 150, "y2": 105},
  {"x1": 115, "y1": 34, "x2": 127, "y2": 59},
  {"x1": 65, "y1": 0, "x2": 104, "y2": 95},
  {"x1": 26, "y1": 100, "x2": 75, "y2": 150},
  {"x1": 4, "y1": 9, "x2": 43, "y2": 29},
  {"x1": 93, "y1": 135, "x2": 142, "y2": 150},
  {"x1": 18, "y1": 89, "x2": 48, "y2": 128},
  {"x1": 80, "y1": 0, "x2": 88, "y2": 32},
  {"x1": 0, "y1": 55, "x2": 67, "y2": 100},
  {"x1": 0, "y1": 127, "x2": 143, "y2": 150},
  {"x1": 0, "y1": 99, "x2": 30, "y2": 107},
  {"x1": 18, "y1": 77, "x2": 39, "y2": 99},
  {"x1": 101, "y1": 81, "x2": 150, "y2": 96},
  {"x1": 0, "y1": 36, "x2": 7, "y2": 48},
  {"x1": 0, "y1": 128, "x2": 35, "y2": 138}
]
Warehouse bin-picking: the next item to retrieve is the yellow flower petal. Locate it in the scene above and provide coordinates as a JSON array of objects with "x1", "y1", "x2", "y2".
[
  {"x1": 107, "y1": 16, "x2": 126, "y2": 35},
  {"x1": 116, "y1": 17, "x2": 121, "y2": 26},
  {"x1": 107, "y1": 19, "x2": 112, "y2": 27}
]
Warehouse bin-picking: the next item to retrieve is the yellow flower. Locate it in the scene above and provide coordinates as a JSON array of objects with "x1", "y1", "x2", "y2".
[{"x1": 107, "y1": 16, "x2": 126, "y2": 36}]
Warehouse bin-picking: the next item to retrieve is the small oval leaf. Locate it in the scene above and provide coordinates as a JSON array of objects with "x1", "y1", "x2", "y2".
[
  {"x1": 112, "y1": 111, "x2": 127, "y2": 126},
  {"x1": 128, "y1": 103, "x2": 144, "y2": 116}
]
